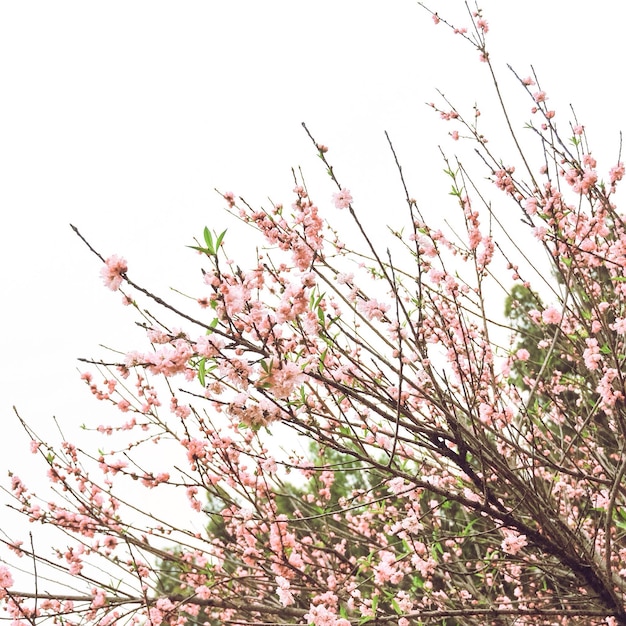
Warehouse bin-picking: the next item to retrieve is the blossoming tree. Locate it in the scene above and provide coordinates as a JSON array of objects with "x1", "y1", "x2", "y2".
[{"x1": 3, "y1": 3, "x2": 626, "y2": 625}]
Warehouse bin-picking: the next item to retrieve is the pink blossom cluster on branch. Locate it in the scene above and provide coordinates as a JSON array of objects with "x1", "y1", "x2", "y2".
[{"x1": 3, "y1": 3, "x2": 626, "y2": 626}]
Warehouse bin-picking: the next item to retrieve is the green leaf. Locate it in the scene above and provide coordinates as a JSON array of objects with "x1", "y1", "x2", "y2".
[
  {"x1": 318, "y1": 347, "x2": 327, "y2": 372},
  {"x1": 187, "y1": 245, "x2": 211, "y2": 255},
  {"x1": 371, "y1": 594, "x2": 379, "y2": 615},
  {"x1": 203, "y1": 227, "x2": 215, "y2": 254},
  {"x1": 215, "y1": 229, "x2": 227, "y2": 251},
  {"x1": 198, "y1": 358, "x2": 206, "y2": 387},
  {"x1": 317, "y1": 305, "x2": 325, "y2": 324}
]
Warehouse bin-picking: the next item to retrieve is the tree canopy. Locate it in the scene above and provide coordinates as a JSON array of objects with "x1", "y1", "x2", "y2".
[{"x1": 3, "y1": 4, "x2": 626, "y2": 626}]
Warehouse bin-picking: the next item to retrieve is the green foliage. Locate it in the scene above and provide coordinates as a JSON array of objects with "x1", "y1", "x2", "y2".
[{"x1": 505, "y1": 283, "x2": 619, "y2": 456}]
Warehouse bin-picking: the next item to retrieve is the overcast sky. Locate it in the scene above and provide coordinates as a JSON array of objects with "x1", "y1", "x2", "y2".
[{"x1": 1, "y1": 0, "x2": 625, "y2": 524}]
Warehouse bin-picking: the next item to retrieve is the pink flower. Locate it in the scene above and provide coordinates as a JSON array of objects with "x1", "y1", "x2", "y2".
[
  {"x1": 332, "y1": 189, "x2": 353, "y2": 209},
  {"x1": 612, "y1": 318, "x2": 626, "y2": 334},
  {"x1": 264, "y1": 361, "x2": 303, "y2": 399},
  {"x1": 0, "y1": 565, "x2": 14, "y2": 596},
  {"x1": 90, "y1": 588, "x2": 107, "y2": 609},
  {"x1": 541, "y1": 307, "x2": 562, "y2": 325},
  {"x1": 223, "y1": 284, "x2": 249, "y2": 317},
  {"x1": 501, "y1": 530, "x2": 527, "y2": 555},
  {"x1": 583, "y1": 154, "x2": 597, "y2": 168},
  {"x1": 100, "y1": 255, "x2": 128, "y2": 291},
  {"x1": 583, "y1": 338, "x2": 602, "y2": 371},
  {"x1": 358, "y1": 298, "x2": 390, "y2": 321},
  {"x1": 477, "y1": 18, "x2": 489, "y2": 32},
  {"x1": 515, "y1": 348, "x2": 530, "y2": 362},
  {"x1": 387, "y1": 477, "x2": 406, "y2": 495},
  {"x1": 524, "y1": 197, "x2": 538, "y2": 215},
  {"x1": 275, "y1": 576, "x2": 295, "y2": 607},
  {"x1": 610, "y1": 163, "x2": 625, "y2": 185},
  {"x1": 223, "y1": 191, "x2": 235, "y2": 207}
]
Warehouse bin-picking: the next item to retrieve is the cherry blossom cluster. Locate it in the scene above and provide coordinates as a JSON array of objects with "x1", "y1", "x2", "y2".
[{"x1": 3, "y1": 4, "x2": 626, "y2": 626}]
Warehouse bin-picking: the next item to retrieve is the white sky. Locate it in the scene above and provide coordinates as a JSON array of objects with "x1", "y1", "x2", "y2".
[{"x1": 1, "y1": 0, "x2": 624, "y2": 559}]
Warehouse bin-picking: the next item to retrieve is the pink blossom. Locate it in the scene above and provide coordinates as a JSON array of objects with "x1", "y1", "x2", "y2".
[
  {"x1": 477, "y1": 18, "x2": 489, "y2": 32},
  {"x1": 515, "y1": 348, "x2": 530, "y2": 362},
  {"x1": 195, "y1": 585, "x2": 212, "y2": 600},
  {"x1": 332, "y1": 189, "x2": 353, "y2": 209},
  {"x1": 494, "y1": 168, "x2": 515, "y2": 195},
  {"x1": 187, "y1": 486, "x2": 201, "y2": 511},
  {"x1": 610, "y1": 162, "x2": 625, "y2": 185},
  {"x1": 501, "y1": 530, "x2": 527, "y2": 555},
  {"x1": 223, "y1": 284, "x2": 249, "y2": 317},
  {"x1": 147, "y1": 328, "x2": 170, "y2": 344},
  {"x1": 478, "y1": 403, "x2": 494, "y2": 426},
  {"x1": 387, "y1": 477, "x2": 406, "y2": 495},
  {"x1": 611, "y1": 318, "x2": 626, "y2": 334},
  {"x1": 264, "y1": 361, "x2": 303, "y2": 399},
  {"x1": 583, "y1": 338, "x2": 602, "y2": 371},
  {"x1": 223, "y1": 191, "x2": 235, "y2": 207},
  {"x1": 100, "y1": 255, "x2": 128, "y2": 291},
  {"x1": 304, "y1": 604, "x2": 350, "y2": 626},
  {"x1": 541, "y1": 307, "x2": 562, "y2": 325},
  {"x1": 524, "y1": 197, "x2": 538, "y2": 215},
  {"x1": 583, "y1": 154, "x2": 597, "y2": 168},
  {"x1": 358, "y1": 298, "x2": 390, "y2": 321},
  {"x1": 374, "y1": 550, "x2": 403, "y2": 585},
  {"x1": 275, "y1": 576, "x2": 295, "y2": 607},
  {"x1": 90, "y1": 588, "x2": 107, "y2": 609},
  {"x1": 0, "y1": 565, "x2": 14, "y2": 596}
]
